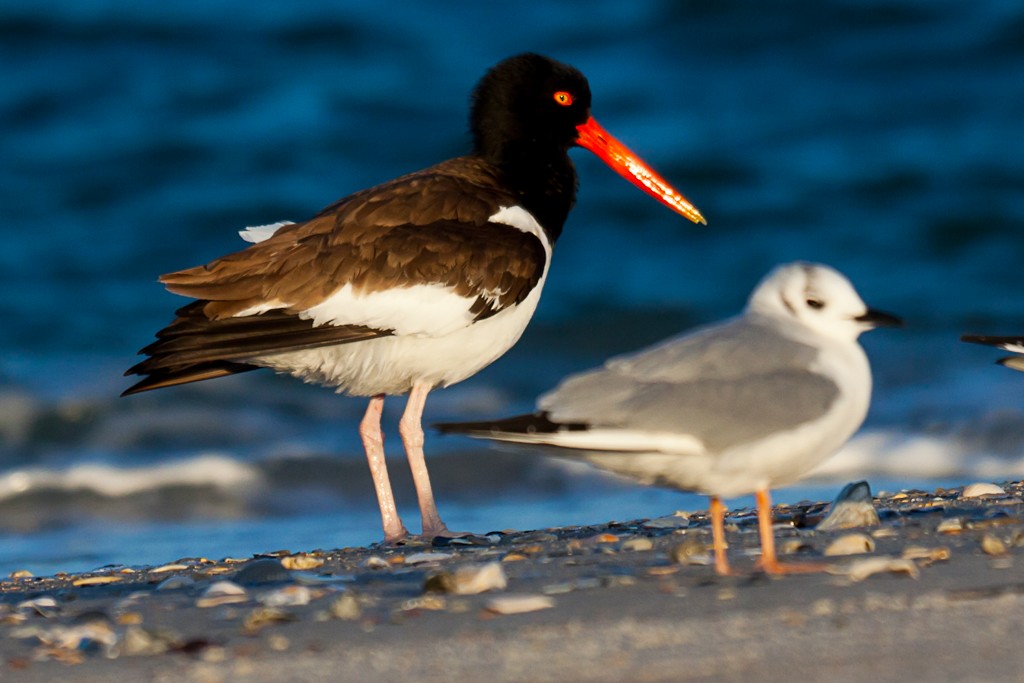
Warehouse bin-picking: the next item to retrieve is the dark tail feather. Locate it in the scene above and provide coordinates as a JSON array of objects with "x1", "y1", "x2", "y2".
[
  {"x1": 961, "y1": 334, "x2": 1024, "y2": 348},
  {"x1": 121, "y1": 360, "x2": 258, "y2": 396},
  {"x1": 435, "y1": 412, "x2": 588, "y2": 436}
]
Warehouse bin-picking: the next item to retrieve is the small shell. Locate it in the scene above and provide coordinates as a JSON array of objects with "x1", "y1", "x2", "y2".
[
  {"x1": 823, "y1": 533, "x2": 876, "y2": 556},
  {"x1": 621, "y1": 538, "x2": 654, "y2": 552},
  {"x1": 196, "y1": 581, "x2": 248, "y2": 608},
  {"x1": 149, "y1": 563, "x2": 189, "y2": 574},
  {"x1": 641, "y1": 513, "x2": 690, "y2": 530},
  {"x1": 833, "y1": 556, "x2": 920, "y2": 582},
  {"x1": 328, "y1": 593, "x2": 362, "y2": 621},
  {"x1": 72, "y1": 575, "x2": 123, "y2": 587},
  {"x1": 961, "y1": 483, "x2": 1006, "y2": 498},
  {"x1": 425, "y1": 562, "x2": 507, "y2": 595},
  {"x1": 258, "y1": 585, "x2": 312, "y2": 607},
  {"x1": 363, "y1": 556, "x2": 389, "y2": 570},
  {"x1": 936, "y1": 518, "x2": 964, "y2": 534},
  {"x1": 901, "y1": 546, "x2": 951, "y2": 564},
  {"x1": 484, "y1": 594, "x2": 554, "y2": 615},
  {"x1": 668, "y1": 537, "x2": 712, "y2": 566},
  {"x1": 404, "y1": 552, "x2": 454, "y2": 566},
  {"x1": 8, "y1": 570, "x2": 32, "y2": 579},
  {"x1": 280, "y1": 554, "x2": 324, "y2": 571},
  {"x1": 817, "y1": 481, "x2": 879, "y2": 530}
]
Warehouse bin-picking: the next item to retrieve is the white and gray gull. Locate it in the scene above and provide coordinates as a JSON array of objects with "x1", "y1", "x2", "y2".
[{"x1": 438, "y1": 262, "x2": 901, "y2": 574}]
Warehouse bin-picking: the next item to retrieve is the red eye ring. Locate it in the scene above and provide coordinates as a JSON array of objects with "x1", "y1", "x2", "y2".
[{"x1": 553, "y1": 91, "x2": 573, "y2": 106}]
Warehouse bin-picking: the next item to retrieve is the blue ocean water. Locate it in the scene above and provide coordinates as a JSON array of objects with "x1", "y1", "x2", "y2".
[{"x1": 3, "y1": 0, "x2": 1024, "y2": 575}]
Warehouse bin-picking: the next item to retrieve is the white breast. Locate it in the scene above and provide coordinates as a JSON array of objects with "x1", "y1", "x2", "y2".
[{"x1": 249, "y1": 206, "x2": 552, "y2": 396}]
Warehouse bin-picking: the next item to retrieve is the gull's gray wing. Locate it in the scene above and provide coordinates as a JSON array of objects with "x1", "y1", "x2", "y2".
[{"x1": 539, "y1": 315, "x2": 840, "y2": 453}]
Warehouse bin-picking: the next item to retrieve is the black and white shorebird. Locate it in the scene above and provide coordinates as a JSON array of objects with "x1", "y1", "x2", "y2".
[
  {"x1": 123, "y1": 53, "x2": 706, "y2": 544},
  {"x1": 439, "y1": 263, "x2": 901, "y2": 574},
  {"x1": 961, "y1": 334, "x2": 1024, "y2": 372}
]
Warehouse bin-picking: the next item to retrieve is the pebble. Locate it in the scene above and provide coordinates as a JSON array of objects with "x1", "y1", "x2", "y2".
[
  {"x1": 668, "y1": 536, "x2": 712, "y2": 566},
  {"x1": 120, "y1": 625, "x2": 179, "y2": 657},
  {"x1": 961, "y1": 483, "x2": 1006, "y2": 498},
  {"x1": 149, "y1": 563, "x2": 190, "y2": 574},
  {"x1": 8, "y1": 569, "x2": 32, "y2": 579},
  {"x1": 156, "y1": 575, "x2": 196, "y2": 591},
  {"x1": 18, "y1": 596, "x2": 59, "y2": 618},
  {"x1": 823, "y1": 533, "x2": 876, "y2": 556},
  {"x1": 398, "y1": 594, "x2": 447, "y2": 612},
  {"x1": 817, "y1": 481, "x2": 880, "y2": 530},
  {"x1": 425, "y1": 561, "x2": 507, "y2": 595},
  {"x1": 234, "y1": 558, "x2": 291, "y2": 585},
  {"x1": 242, "y1": 606, "x2": 296, "y2": 634},
  {"x1": 328, "y1": 593, "x2": 362, "y2": 620},
  {"x1": 363, "y1": 556, "x2": 390, "y2": 570},
  {"x1": 901, "y1": 545, "x2": 951, "y2": 565},
  {"x1": 484, "y1": 594, "x2": 555, "y2": 615},
  {"x1": 981, "y1": 533, "x2": 1008, "y2": 557}
]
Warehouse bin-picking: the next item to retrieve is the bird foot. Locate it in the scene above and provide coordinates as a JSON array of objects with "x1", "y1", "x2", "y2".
[{"x1": 755, "y1": 558, "x2": 832, "y2": 575}]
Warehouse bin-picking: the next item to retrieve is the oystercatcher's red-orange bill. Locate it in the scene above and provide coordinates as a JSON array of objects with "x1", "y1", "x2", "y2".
[{"x1": 576, "y1": 116, "x2": 706, "y2": 225}]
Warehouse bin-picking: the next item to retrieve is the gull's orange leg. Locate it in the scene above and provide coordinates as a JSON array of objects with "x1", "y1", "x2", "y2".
[
  {"x1": 709, "y1": 496, "x2": 732, "y2": 576},
  {"x1": 755, "y1": 488, "x2": 829, "y2": 574}
]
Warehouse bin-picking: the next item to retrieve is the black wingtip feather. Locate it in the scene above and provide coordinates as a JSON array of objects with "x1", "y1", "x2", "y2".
[{"x1": 434, "y1": 412, "x2": 588, "y2": 436}]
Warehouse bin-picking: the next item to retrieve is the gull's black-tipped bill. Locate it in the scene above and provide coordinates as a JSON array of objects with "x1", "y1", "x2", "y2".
[{"x1": 855, "y1": 308, "x2": 903, "y2": 328}]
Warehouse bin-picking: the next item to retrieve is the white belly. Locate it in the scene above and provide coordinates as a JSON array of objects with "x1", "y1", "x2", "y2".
[{"x1": 252, "y1": 278, "x2": 546, "y2": 396}]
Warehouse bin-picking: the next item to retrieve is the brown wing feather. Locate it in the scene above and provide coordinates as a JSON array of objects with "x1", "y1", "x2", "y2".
[{"x1": 126, "y1": 157, "x2": 547, "y2": 395}]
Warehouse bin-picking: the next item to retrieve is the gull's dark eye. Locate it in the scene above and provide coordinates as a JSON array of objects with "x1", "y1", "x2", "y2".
[{"x1": 806, "y1": 298, "x2": 825, "y2": 310}]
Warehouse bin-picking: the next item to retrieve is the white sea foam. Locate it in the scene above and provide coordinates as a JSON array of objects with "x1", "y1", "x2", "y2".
[
  {"x1": 809, "y1": 429, "x2": 1024, "y2": 482},
  {"x1": 0, "y1": 454, "x2": 262, "y2": 501}
]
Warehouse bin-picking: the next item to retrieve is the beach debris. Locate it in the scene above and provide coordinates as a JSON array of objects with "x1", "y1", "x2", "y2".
[
  {"x1": 149, "y1": 563, "x2": 190, "y2": 574},
  {"x1": 901, "y1": 545, "x2": 951, "y2": 566},
  {"x1": 502, "y1": 552, "x2": 529, "y2": 562},
  {"x1": 404, "y1": 552, "x2": 455, "y2": 566},
  {"x1": 817, "y1": 481, "x2": 880, "y2": 530},
  {"x1": 981, "y1": 533, "x2": 1009, "y2": 557},
  {"x1": 641, "y1": 512, "x2": 690, "y2": 530},
  {"x1": 234, "y1": 558, "x2": 290, "y2": 585},
  {"x1": 328, "y1": 592, "x2": 362, "y2": 620},
  {"x1": 543, "y1": 577, "x2": 601, "y2": 595},
  {"x1": 621, "y1": 537, "x2": 654, "y2": 552},
  {"x1": 9, "y1": 569, "x2": 32, "y2": 579},
  {"x1": 484, "y1": 594, "x2": 554, "y2": 615},
  {"x1": 823, "y1": 533, "x2": 876, "y2": 556},
  {"x1": 242, "y1": 606, "x2": 297, "y2": 635},
  {"x1": 17, "y1": 612, "x2": 118, "y2": 660},
  {"x1": 668, "y1": 536, "x2": 713, "y2": 566},
  {"x1": 258, "y1": 585, "x2": 313, "y2": 607},
  {"x1": 196, "y1": 581, "x2": 249, "y2": 608},
  {"x1": 120, "y1": 625, "x2": 181, "y2": 657},
  {"x1": 424, "y1": 561, "x2": 507, "y2": 595},
  {"x1": 398, "y1": 595, "x2": 447, "y2": 613},
  {"x1": 17, "y1": 596, "x2": 59, "y2": 618},
  {"x1": 832, "y1": 556, "x2": 920, "y2": 582},
  {"x1": 280, "y1": 554, "x2": 324, "y2": 571},
  {"x1": 937, "y1": 518, "x2": 964, "y2": 535},
  {"x1": 72, "y1": 575, "x2": 123, "y2": 587},
  {"x1": 961, "y1": 482, "x2": 1006, "y2": 498}
]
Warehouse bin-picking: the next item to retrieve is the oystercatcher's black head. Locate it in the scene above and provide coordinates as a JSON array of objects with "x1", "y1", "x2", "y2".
[
  {"x1": 469, "y1": 53, "x2": 706, "y2": 227},
  {"x1": 471, "y1": 53, "x2": 593, "y2": 162}
]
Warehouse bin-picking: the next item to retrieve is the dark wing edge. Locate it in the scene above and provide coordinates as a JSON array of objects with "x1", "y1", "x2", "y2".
[
  {"x1": 434, "y1": 412, "x2": 589, "y2": 438},
  {"x1": 960, "y1": 334, "x2": 1024, "y2": 349},
  {"x1": 123, "y1": 301, "x2": 392, "y2": 396}
]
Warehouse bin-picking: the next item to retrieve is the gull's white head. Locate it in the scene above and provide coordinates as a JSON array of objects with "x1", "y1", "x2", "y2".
[{"x1": 747, "y1": 262, "x2": 901, "y2": 341}]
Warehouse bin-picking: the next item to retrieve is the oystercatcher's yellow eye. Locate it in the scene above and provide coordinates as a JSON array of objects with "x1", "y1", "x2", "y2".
[{"x1": 553, "y1": 91, "x2": 573, "y2": 106}]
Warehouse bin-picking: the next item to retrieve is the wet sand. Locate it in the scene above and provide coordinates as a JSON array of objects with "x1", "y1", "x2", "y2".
[{"x1": 2, "y1": 482, "x2": 1024, "y2": 682}]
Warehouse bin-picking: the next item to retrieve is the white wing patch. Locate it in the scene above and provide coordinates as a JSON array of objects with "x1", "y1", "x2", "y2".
[
  {"x1": 239, "y1": 221, "x2": 295, "y2": 244},
  {"x1": 300, "y1": 282, "x2": 477, "y2": 336}
]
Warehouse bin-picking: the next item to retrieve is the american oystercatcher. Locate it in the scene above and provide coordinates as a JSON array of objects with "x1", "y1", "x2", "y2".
[
  {"x1": 439, "y1": 263, "x2": 901, "y2": 573},
  {"x1": 961, "y1": 334, "x2": 1024, "y2": 372},
  {"x1": 123, "y1": 53, "x2": 706, "y2": 544}
]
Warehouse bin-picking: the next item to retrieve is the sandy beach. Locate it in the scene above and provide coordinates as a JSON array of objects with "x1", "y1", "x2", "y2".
[{"x1": 2, "y1": 481, "x2": 1023, "y2": 682}]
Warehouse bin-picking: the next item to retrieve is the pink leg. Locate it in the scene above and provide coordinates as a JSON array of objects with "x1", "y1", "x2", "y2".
[
  {"x1": 398, "y1": 382, "x2": 449, "y2": 537},
  {"x1": 359, "y1": 395, "x2": 408, "y2": 544}
]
